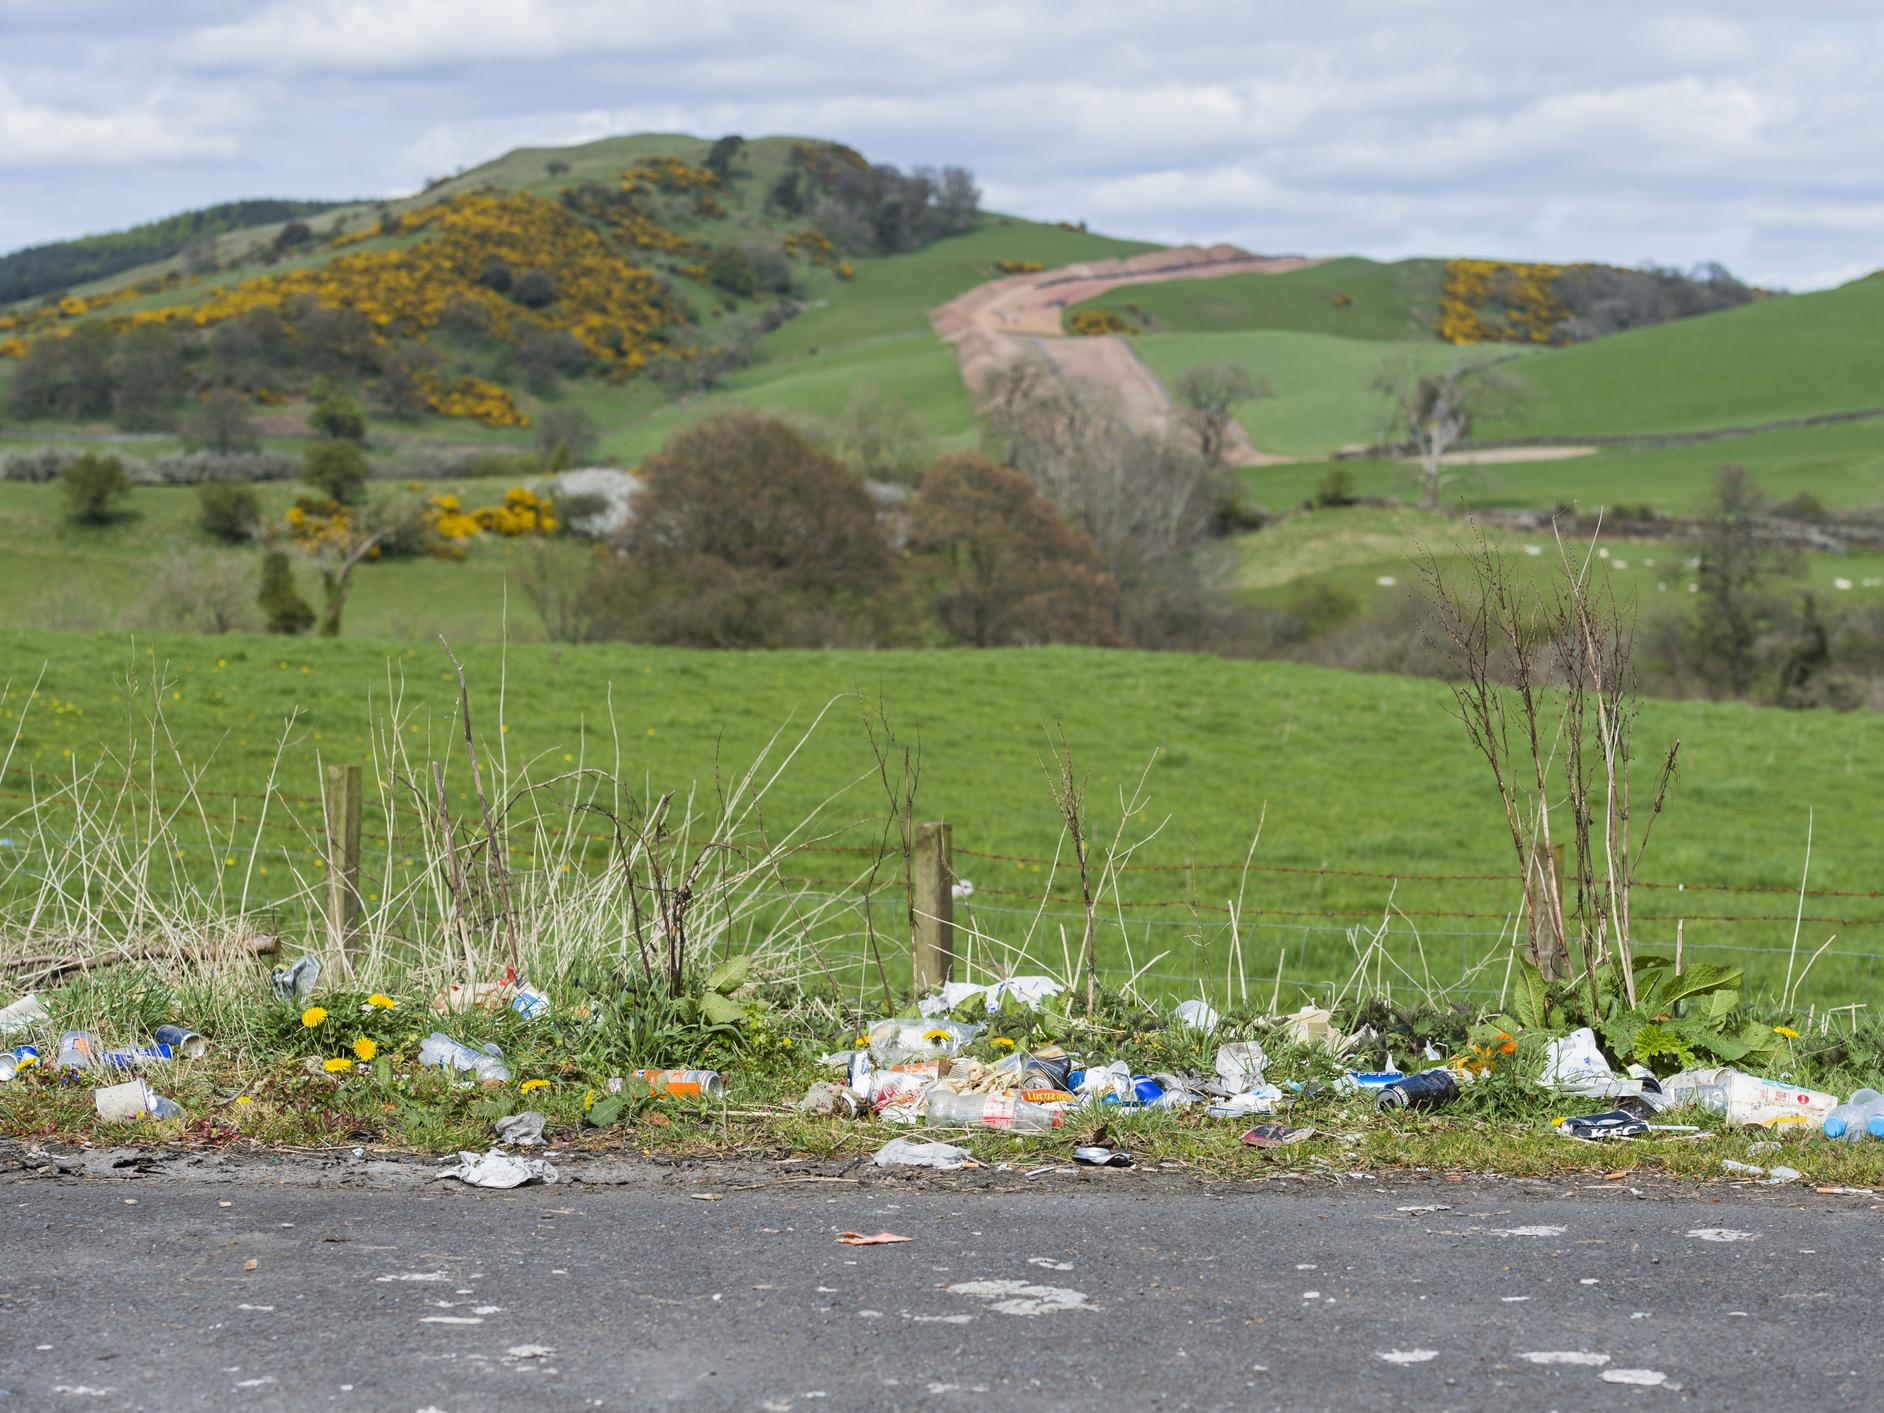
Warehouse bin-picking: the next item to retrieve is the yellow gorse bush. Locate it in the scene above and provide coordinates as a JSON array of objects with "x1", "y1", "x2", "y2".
[{"x1": 1438, "y1": 258, "x2": 1580, "y2": 345}]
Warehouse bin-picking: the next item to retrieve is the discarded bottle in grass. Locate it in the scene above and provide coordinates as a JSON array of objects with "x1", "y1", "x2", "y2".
[
  {"x1": 1824, "y1": 1089, "x2": 1884, "y2": 1139},
  {"x1": 0, "y1": 1044, "x2": 39, "y2": 1081},
  {"x1": 629, "y1": 1069, "x2": 726, "y2": 1100},
  {"x1": 418, "y1": 1032, "x2": 512, "y2": 1084},
  {"x1": 923, "y1": 1089, "x2": 1064, "y2": 1132},
  {"x1": 1375, "y1": 1068, "x2": 1462, "y2": 1111},
  {"x1": 867, "y1": 1018, "x2": 980, "y2": 1066},
  {"x1": 1663, "y1": 1067, "x2": 1837, "y2": 1127}
]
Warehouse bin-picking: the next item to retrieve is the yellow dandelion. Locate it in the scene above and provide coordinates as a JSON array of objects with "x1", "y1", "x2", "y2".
[
  {"x1": 520, "y1": 1079, "x2": 549, "y2": 1094},
  {"x1": 923, "y1": 1028, "x2": 951, "y2": 1043},
  {"x1": 854, "y1": 1034, "x2": 869, "y2": 1046},
  {"x1": 301, "y1": 1006, "x2": 328, "y2": 1028},
  {"x1": 323, "y1": 1057, "x2": 352, "y2": 1073},
  {"x1": 1774, "y1": 1025, "x2": 1800, "y2": 1039},
  {"x1": 352, "y1": 1037, "x2": 378, "y2": 1062},
  {"x1": 366, "y1": 993, "x2": 396, "y2": 1009},
  {"x1": 234, "y1": 1096, "x2": 253, "y2": 1106},
  {"x1": 991, "y1": 1036, "x2": 1015, "y2": 1050}
]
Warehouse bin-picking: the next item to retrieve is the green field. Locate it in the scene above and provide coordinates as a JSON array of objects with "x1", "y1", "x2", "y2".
[
  {"x1": 1070, "y1": 256, "x2": 1443, "y2": 341},
  {"x1": 1131, "y1": 330, "x2": 1514, "y2": 457},
  {"x1": 4, "y1": 628, "x2": 1881, "y2": 1007}
]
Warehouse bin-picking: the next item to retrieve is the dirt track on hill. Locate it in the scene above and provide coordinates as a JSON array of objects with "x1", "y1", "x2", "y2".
[{"x1": 930, "y1": 244, "x2": 1321, "y2": 465}]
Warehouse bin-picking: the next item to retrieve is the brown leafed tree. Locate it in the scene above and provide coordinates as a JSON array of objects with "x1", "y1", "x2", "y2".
[
  {"x1": 588, "y1": 411, "x2": 910, "y2": 647},
  {"x1": 908, "y1": 452, "x2": 1122, "y2": 646}
]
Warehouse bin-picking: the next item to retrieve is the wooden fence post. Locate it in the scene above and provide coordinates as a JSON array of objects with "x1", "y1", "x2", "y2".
[
  {"x1": 912, "y1": 820, "x2": 954, "y2": 994},
  {"x1": 324, "y1": 763, "x2": 363, "y2": 958}
]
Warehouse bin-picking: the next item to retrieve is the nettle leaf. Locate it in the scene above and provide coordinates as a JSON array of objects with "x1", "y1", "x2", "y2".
[
  {"x1": 1512, "y1": 963, "x2": 1549, "y2": 1031},
  {"x1": 705, "y1": 954, "x2": 754, "y2": 996},
  {"x1": 1635, "y1": 957, "x2": 1744, "y2": 1012},
  {"x1": 700, "y1": 991, "x2": 746, "y2": 1026},
  {"x1": 585, "y1": 1094, "x2": 628, "y2": 1128}
]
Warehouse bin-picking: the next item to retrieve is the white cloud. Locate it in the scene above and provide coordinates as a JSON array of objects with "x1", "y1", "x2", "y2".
[{"x1": 0, "y1": 84, "x2": 243, "y2": 169}]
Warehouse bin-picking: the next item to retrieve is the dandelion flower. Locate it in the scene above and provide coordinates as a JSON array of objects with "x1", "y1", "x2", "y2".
[
  {"x1": 923, "y1": 1028, "x2": 952, "y2": 1044},
  {"x1": 991, "y1": 1037, "x2": 1015, "y2": 1050},
  {"x1": 234, "y1": 1096, "x2": 253, "y2": 1106},
  {"x1": 854, "y1": 1034, "x2": 869, "y2": 1047},
  {"x1": 323, "y1": 1057, "x2": 352, "y2": 1073},
  {"x1": 366, "y1": 993, "x2": 396, "y2": 1009},
  {"x1": 352, "y1": 1037, "x2": 378, "y2": 1062},
  {"x1": 301, "y1": 1006, "x2": 328, "y2": 1028},
  {"x1": 520, "y1": 1079, "x2": 549, "y2": 1095},
  {"x1": 1774, "y1": 1025, "x2": 1800, "y2": 1039}
]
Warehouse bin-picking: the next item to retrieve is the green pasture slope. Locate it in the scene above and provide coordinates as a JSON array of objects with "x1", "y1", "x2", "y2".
[
  {"x1": 1068, "y1": 256, "x2": 1444, "y2": 342},
  {"x1": 3, "y1": 629, "x2": 1880, "y2": 1006}
]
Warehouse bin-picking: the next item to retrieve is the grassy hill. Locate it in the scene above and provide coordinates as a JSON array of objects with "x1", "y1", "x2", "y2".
[
  {"x1": 1, "y1": 627, "x2": 1878, "y2": 1005},
  {"x1": 1070, "y1": 256, "x2": 1444, "y2": 341}
]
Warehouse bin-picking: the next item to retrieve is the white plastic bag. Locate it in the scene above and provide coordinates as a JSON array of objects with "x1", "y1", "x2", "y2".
[
  {"x1": 872, "y1": 1137, "x2": 973, "y2": 1170},
  {"x1": 438, "y1": 1148, "x2": 559, "y2": 1188}
]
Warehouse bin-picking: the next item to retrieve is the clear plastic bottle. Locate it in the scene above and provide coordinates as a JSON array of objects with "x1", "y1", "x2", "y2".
[
  {"x1": 922, "y1": 1089, "x2": 1064, "y2": 1132},
  {"x1": 418, "y1": 1032, "x2": 512, "y2": 1084},
  {"x1": 1824, "y1": 1088, "x2": 1883, "y2": 1139}
]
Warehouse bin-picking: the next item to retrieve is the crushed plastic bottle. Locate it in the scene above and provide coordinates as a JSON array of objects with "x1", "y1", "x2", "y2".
[
  {"x1": 418, "y1": 1032, "x2": 512, "y2": 1084},
  {"x1": 922, "y1": 1089, "x2": 1064, "y2": 1132},
  {"x1": 270, "y1": 954, "x2": 322, "y2": 1004},
  {"x1": 1824, "y1": 1089, "x2": 1884, "y2": 1139},
  {"x1": 1663, "y1": 1067, "x2": 1837, "y2": 1127},
  {"x1": 867, "y1": 1018, "x2": 980, "y2": 1066}
]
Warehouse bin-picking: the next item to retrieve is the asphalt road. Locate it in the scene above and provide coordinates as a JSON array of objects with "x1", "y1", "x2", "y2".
[{"x1": 1, "y1": 1158, "x2": 1878, "y2": 1411}]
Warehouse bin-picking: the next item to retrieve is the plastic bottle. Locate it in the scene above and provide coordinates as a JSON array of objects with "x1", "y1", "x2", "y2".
[
  {"x1": 867, "y1": 1018, "x2": 980, "y2": 1066},
  {"x1": 922, "y1": 1089, "x2": 1064, "y2": 1132},
  {"x1": 1375, "y1": 1068, "x2": 1462, "y2": 1111},
  {"x1": 418, "y1": 1032, "x2": 512, "y2": 1084},
  {"x1": 1824, "y1": 1088, "x2": 1883, "y2": 1139}
]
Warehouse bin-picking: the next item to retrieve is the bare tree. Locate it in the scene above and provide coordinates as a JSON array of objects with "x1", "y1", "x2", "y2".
[
  {"x1": 1174, "y1": 362, "x2": 1271, "y2": 463},
  {"x1": 834, "y1": 383, "x2": 936, "y2": 486},
  {"x1": 1372, "y1": 353, "x2": 1529, "y2": 511}
]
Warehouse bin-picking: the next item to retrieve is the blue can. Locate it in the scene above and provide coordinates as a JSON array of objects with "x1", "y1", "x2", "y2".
[
  {"x1": 1130, "y1": 1075, "x2": 1164, "y2": 1105},
  {"x1": 0, "y1": 1044, "x2": 38, "y2": 1081}
]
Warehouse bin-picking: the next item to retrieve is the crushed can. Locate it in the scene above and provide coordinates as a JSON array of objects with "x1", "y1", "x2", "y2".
[
  {"x1": 1375, "y1": 1068, "x2": 1461, "y2": 1111},
  {"x1": 509, "y1": 986, "x2": 550, "y2": 1021},
  {"x1": 629, "y1": 1068, "x2": 726, "y2": 1100},
  {"x1": 155, "y1": 1025, "x2": 208, "y2": 1059}
]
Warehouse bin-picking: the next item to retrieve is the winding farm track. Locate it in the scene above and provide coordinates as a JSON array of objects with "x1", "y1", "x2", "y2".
[{"x1": 930, "y1": 244, "x2": 1322, "y2": 464}]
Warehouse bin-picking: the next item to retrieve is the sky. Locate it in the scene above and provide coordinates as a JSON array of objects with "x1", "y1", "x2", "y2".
[{"x1": 1, "y1": 0, "x2": 1880, "y2": 290}]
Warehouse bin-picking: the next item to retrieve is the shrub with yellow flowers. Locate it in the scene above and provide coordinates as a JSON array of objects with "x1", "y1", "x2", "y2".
[
  {"x1": 1068, "y1": 308, "x2": 1141, "y2": 336},
  {"x1": 994, "y1": 259, "x2": 1046, "y2": 274},
  {"x1": 1437, "y1": 258, "x2": 1579, "y2": 345}
]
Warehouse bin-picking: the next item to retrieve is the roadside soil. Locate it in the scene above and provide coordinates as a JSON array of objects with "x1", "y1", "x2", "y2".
[{"x1": 931, "y1": 244, "x2": 1320, "y2": 466}]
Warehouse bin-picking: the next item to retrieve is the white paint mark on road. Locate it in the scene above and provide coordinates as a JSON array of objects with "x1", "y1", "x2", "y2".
[
  {"x1": 419, "y1": 1316, "x2": 484, "y2": 1325},
  {"x1": 235, "y1": 1304, "x2": 274, "y2": 1312},
  {"x1": 233, "y1": 1377, "x2": 276, "y2": 1388},
  {"x1": 1375, "y1": 1350, "x2": 1439, "y2": 1365},
  {"x1": 1028, "y1": 1257, "x2": 1074, "y2": 1271},
  {"x1": 947, "y1": 1280, "x2": 1094, "y2": 1316},
  {"x1": 1302, "y1": 1291, "x2": 1320, "y2": 1299},
  {"x1": 1501, "y1": 1296, "x2": 1532, "y2": 1303},
  {"x1": 1521, "y1": 1352, "x2": 1611, "y2": 1366},
  {"x1": 376, "y1": 1270, "x2": 449, "y2": 1282},
  {"x1": 1491, "y1": 1226, "x2": 1568, "y2": 1237},
  {"x1": 1603, "y1": 1369, "x2": 1670, "y2": 1386},
  {"x1": 1397, "y1": 1204, "x2": 1450, "y2": 1213},
  {"x1": 51, "y1": 1389, "x2": 115, "y2": 1398},
  {"x1": 906, "y1": 1313, "x2": 975, "y2": 1324},
  {"x1": 472, "y1": 1305, "x2": 504, "y2": 1315},
  {"x1": 1688, "y1": 1228, "x2": 1757, "y2": 1243}
]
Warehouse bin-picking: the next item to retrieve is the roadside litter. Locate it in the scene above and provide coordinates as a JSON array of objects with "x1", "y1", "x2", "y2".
[
  {"x1": 437, "y1": 1148, "x2": 559, "y2": 1189},
  {"x1": 1822, "y1": 1089, "x2": 1884, "y2": 1139},
  {"x1": 0, "y1": 1044, "x2": 39, "y2": 1081},
  {"x1": 0, "y1": 993, "x2": 49, "y2": 1037},
  {"x1": 1072, "y1": 1146, "x2": 1133, "y2": 1167},
  {"x1": 1721, "y1": 1159, "x2": 1802, "y2": 1185},
  {"x1": 270, "y1": 955, "x2": 321, "y2": 1004},
  {"x1": 418, "y1": 1032, "x2": 512, "y2": 1085},
  {"x1": 629, "y1": 1069, "x2": 725, "y2": 1100},
  {"x1": 798, "y1": 1081, "x2": 862, "y2": 1118},
  {"x1": 835, "y1": 1231, "x2": 912, "y2": 1246},
  {"x1": 917, "y1": 976, "x2": 1062, "y2": 1017},
  {"x1": 93, "y1": 1078, "x2": 183, "y2": 1122},
  {"x1": 493, "y1": 1111, "x2": 547, "y2": 1147},
  {"x1": 1660, "y1": 1068, "x2": 1837, "y2": 1128},
  {"x1": 873, "y1": 1137, "x2": 974, "y2": 1170}
]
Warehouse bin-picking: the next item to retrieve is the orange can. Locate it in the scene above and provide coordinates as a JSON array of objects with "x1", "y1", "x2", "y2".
[{"x1": 628, "y1": 1068, "x2": 726, "y2": 1100}]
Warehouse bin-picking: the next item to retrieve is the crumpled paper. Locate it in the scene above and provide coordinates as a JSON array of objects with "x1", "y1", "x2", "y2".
[
  {"x1": 493, "y1": 1111, "x2": 547, "y2": 1147},
  {"x1": 438, "y1": 1148, "x2": 559, "y2": 1188}
]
